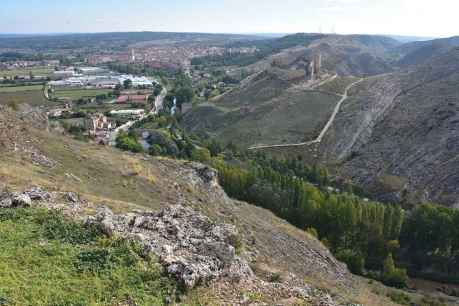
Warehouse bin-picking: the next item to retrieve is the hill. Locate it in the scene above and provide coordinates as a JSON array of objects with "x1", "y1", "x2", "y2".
[
  {"x1": 239, "y1": 34, "x2": 401, "y2": 77},
  {"x1": 183, "y1": 68, "x2": 342, "y2": 147},
  {"x1": 0, "y1": 105, "x2": 422, "y2": 305},
  {"x1": 184, "y1": 35, "x2": 459, "y2": 208},
  {"x1": 396, "y1": 36, "x2": 459, "y2": 66},
  {"x1": 318, "y1": 47, "x2": 459, "y2": 206},
  {"x1": 183, "y1": 34, "x2": 399, "y2": 147}
]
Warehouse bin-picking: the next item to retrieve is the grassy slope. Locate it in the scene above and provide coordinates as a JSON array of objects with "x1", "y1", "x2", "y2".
[
  {"x1": 220, "y1": 90, "x2": 340, "y2": 147},
  {"x1": 0, "y1": 90, "x2": 49, "y2": 107},
  {"x1": 184, "y1": 71, "x2": 340, "y2": 148},
  {"x1": 0, "y1": 208, "x2": 175, "y2": 306},
  {"x1": 316, "y1": 76, "x2": 360, "y2": 95}
]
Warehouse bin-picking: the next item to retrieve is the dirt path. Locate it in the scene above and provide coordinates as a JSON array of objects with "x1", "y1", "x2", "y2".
[{"x1": 248, "y1": 78, "x2": 364, "y2": 150}]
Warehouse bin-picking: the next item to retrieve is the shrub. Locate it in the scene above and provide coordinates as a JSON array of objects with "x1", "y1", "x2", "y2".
[
  {"x1": 305, "y1": 227, "x2": 319, "y2": 239},
  {"x1": 0, "y1": 297, "x2": 8, "y2": 306},
  {"x1": 382, "y1": 254, "x2": 408, "y2": 288},
  {"x1": 336, "y1": 249, "x2": 365, "y2": 275},
  {"x1": 269, "y1": 272, "x2": 282, "y2": 283},
  {"x1": 149, "y1": 144, "x2": 163, "y2": 156},
  {"x1": 75, "y1": 249, "x2": 110, "y2": 273},
  {"x1": 36, "y1": 210, "x2": 102, "y2": 244},
  {"x1": 191, "y1": 147, "x2": 211, "y2": 163},
  {"x1": 388, "y1": 292, "x2": 411, "y2": 305},
  {"x1": 116, "y1": 131, "x2": 143, "y2": 153},
  {"x1": 420, "y1": 298, "x2": 447, "y2": 306}
]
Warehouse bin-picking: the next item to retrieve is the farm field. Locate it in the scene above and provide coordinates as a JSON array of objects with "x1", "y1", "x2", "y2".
[
  {"x1": 0, "y1": 90, "x2": 49, "y2": 107},
  {"x1": 0, "y1": 84, "x2": 44, "y2": 93},
  {"x1": 53, "y1": 88, "x2": 113, "y2": 100},
  {"x1": 0, "y1": 66, "x2": 55, "y2": 78}
]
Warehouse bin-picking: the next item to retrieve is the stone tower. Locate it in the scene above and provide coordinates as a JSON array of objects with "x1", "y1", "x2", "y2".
[
  {"x1": 314, "y1": 53, "x2": 322, "y2": 78},
  {"x1": 309, "y1": 53, "x2": 322, "y2": 81},
  {"x1": 131, "y1": 49, "x2": 136, "y2": 62}
]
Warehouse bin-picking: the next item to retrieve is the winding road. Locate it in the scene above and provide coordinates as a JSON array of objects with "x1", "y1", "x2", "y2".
[{"x1": 248, "y1": 78, "x2": 364, "y2": 150}]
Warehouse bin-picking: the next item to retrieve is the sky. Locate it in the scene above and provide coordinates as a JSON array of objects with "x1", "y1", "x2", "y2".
[{"x1": 0, "y1": 0, "x2": 458, "y2": 38}]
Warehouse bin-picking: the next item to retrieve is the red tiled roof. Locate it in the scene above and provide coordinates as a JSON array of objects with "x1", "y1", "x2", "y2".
[
  {"x1": 117, "y1": 95, "x2": 148, "y2": 103},
  {"x1": 117, "y1": 96, "x2": 129, "y2": 103}
]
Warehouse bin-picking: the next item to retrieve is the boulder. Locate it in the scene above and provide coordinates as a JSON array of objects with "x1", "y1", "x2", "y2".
[
  {"x1": 25, "y1": 187, "x2": 50, "y2": 201},
  {"x1": 0, "y1": 194, "x2": 13, "y2": 208},
  {"x1": 11, "y1": 193, "x2": 32, "y2": 207}
]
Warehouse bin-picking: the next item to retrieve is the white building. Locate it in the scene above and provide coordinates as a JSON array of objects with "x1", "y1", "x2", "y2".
[
  {"x1": 110, "y1": 109, "x2": 145, "y2": 119},
  {"x1": 118, "y1": 75, "x2": 154, "y2": 87}
]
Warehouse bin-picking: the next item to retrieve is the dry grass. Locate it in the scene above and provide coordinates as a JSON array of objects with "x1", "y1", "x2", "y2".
[{"x1": 1, "y1": 119, "x2": 456, "y2": 305}]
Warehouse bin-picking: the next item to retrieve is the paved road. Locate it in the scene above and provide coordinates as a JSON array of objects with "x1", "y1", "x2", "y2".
[
  {"x1": 248, "y1": 78, "x2": 364, "y2": 150},
  {"x1": 109, "y1": 86, "x2": 167, "y2": 146}
]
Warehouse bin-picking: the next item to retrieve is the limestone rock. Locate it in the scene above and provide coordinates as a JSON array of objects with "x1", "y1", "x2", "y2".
[
  {"x1": 87, "y1": 204, "x2": 254, "y2": 289},
  {"x1": 11, "y1": 193, "x2": 32, "y2": 207}
]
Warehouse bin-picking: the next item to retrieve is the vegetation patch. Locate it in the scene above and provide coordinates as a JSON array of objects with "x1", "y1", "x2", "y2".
[{"x1": 0, "y1": 208, "x2": 177, "y2": 306}]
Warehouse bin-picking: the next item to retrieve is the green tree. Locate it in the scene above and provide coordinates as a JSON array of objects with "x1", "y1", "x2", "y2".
[
  {"x1": 115, "y1": 131, "x2": 143, "y2": 153},
  {"x1": 191, "y1": 147, "x2": 211, "y2": 163},
  {"x1": 382, "y1": 254, "x2": 408, "y2": 288},
  {"x1": 123, "y1": 79, "x2": 132, "y2": 89}
]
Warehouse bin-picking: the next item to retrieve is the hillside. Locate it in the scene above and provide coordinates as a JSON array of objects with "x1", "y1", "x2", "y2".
[
  {"x1": 0, "y1": 105, "x2": 425, "y2": 305},
  {"x1": 305, "y1": 34, "x2": 400, "y2": 76},
  {"x1": 183, "y1": 33, "x2": 404, "y2": 149},
  {"x1": 318, "y1": 47, "x2": 459, "y2": 206},
  {"x1": 183, "y1": 69, "x2": 341, "y2": 147},
  {"x1": 240, "y1": 34, "x2": 401, "y2": 77},
  {"x1": 396, "y1": 36, "x2": 459, "y2": 67},
  {"x1": 184, "y1": 35, "x2": 459, "y2": 208}
]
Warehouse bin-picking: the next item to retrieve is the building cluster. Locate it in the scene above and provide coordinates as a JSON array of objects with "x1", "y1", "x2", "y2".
[
  {"x1": 87, "y1": 46, "x2": 258, "y2": 70},
  {"x1": 0, "y1": 60, "x2": 60, "y2": 70},
  {"x1": 85, "y1": 114, "x2": 117, "y2": 145},
  {"x1": 49, "y1": 66, "x2": 156, "y2": 89}
]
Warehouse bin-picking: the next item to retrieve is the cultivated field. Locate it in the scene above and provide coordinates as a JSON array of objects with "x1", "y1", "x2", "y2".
[
  {"x1": 53, "y1": 88, "x2": 113, "y2": 100},
  {"x1": 0, "y1": 84, "x2": 44, "y2": 93},
  {"x1": 0, "y1": 90, "x2": 49, "y2": 107},
  {"x1": 0, "y1": 66, "x2": 54, "y2": 77}
]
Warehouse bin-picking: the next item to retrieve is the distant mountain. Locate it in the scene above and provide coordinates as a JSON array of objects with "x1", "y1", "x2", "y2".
[
  {"x1": 387, "y1": 35, "x2": 436, "y2": 43},
  {"x1": 396, "y1": 36, "x2": 459, "y2": 66},
  {"x1": 0, "y1": 31, "x2": 260, "y2": 50}
]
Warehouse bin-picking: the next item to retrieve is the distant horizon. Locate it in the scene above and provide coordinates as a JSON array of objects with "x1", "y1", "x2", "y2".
[
  {"x1": 0, "y1": 31, "x2": 440, "y2": 41},
  {"x1": 1, "y1": 1, "x2": 457, "y2": 38}
]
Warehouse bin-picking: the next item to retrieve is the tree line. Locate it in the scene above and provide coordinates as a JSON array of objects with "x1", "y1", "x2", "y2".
[{"x1": 114, "y1": 114, "x2": 459, "y2": 287}]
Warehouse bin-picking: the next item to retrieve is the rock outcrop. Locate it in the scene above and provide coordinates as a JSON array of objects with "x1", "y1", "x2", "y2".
[
  {"x1": 87, "y1": 204, "x2": 254, "y2": 289},
  {"x1": 0, "y1": 187, "x2": 254, "y2": 289}
]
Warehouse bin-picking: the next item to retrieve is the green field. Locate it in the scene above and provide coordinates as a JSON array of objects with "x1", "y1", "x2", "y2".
[
  {"x1": 0, "y1": 67, "x2": 54, "y2": 78},
  {"x1": 0, "y1": 85, "x2": 44, "y2": 93},
  {"x1": 0, "y1": 90, "x2": 49, "y2": 107},
  {"x1": 0, "y1": 208, "x2": 176, "y2": 306},
  {"x1": 54, "y1": 88, "x2": 113, "y2": 100}
]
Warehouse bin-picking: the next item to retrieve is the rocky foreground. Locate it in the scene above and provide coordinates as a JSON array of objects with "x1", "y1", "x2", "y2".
[{"x1": 0, "y1": 187, "x2": 344, "y2": 305}]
